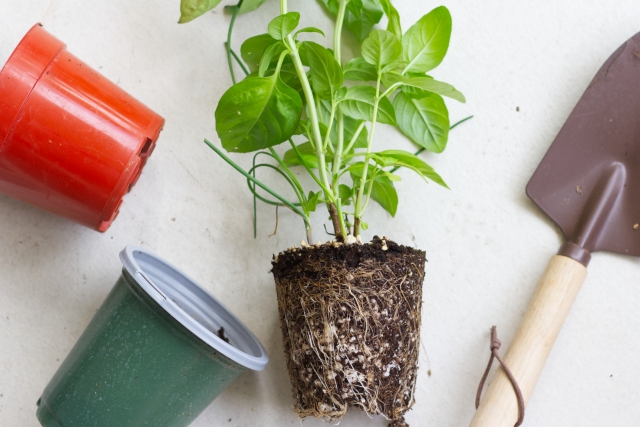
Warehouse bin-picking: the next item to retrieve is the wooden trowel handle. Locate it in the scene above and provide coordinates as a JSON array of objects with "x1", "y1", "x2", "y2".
[{"x1": 469, "y1": 255, "x2": 587, "y2": 427}]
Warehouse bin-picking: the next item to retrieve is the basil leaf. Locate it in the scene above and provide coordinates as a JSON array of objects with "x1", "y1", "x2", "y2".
[
  {"x1": 279, "y1": 63, "x2": 304, "y2": 100},
  {"x1": 384, "y1": 73, "x2": 465, "y2": 103},
  {"x1": 268, "y1": 12, "x2": 300, "y2": 40},
  {"x1": 318, "y1": 0, "x2": 383, "y2": 42},
  {"x1": 239, "y1": 0, "x2": 267, "y2": 14},
  {"x1": 403, "y1": 6, "x2": 452, "y2": 73},
  {"x1": 300, "y1": 42, "x2": 344, "y2": 100},
  {"x1": 283, "y1": 141, "x2": 333, "y2": 168},
  {"x1": 373, "y1": 149, "x2": 448, "y2": 187},
  {"x1": 259, "y1": 43, "x2": 286, "y2": 77},
  {"x1": 379, "y1": 0, "x2": 402, "y2": 39},
  {"x1": 350, "y1": 163, "x2": 398, "y2": 216},
  {"x1": 179, "y1": 0, "x2": 222, "y2": 23},
  {"x1": 361, "y1": 29, "x2": 402, "y2": 72},
  {"x1": 295, "y1": 27, "x2": 326, "y2": 38},
  {"x1": 344, "y1": 116, "x2": 368, "y2": 149},
  {"x1": 393, "y1": 91, "x2": 449, "y2": 153},
  {"x1": 338, "y1": 184, "x2": 353, "y2": 205},
  {"x1": 340, "y1": 86, "x2": 396, "y2": 125},
  {"x1": 215, "y1": 75, "x2": 302, "y2": 153},
  {"x1": 241, "y1": 34, "x2": 277, "y2": 73},
  {"x1": 344, "y1": 58, "x2": 377, "y2": 81},
  {"x1": 305, "y1": 191, "x2": 321, "y2": 212},
  {"x1": 344, "y1": 0, "x2": 385, "y2": 42}
]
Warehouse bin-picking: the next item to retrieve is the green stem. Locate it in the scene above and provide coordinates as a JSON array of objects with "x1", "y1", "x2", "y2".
[
  {"x1": 228, "y1": 47, "x2": 249, "y2": 76},
  {"x1": 268, "y1": 147, "x2": 306, "y2": 203},
  {"x1": 225, "y1": 0, "x2": 244, "y2": 85},
  {"x1": 286, "y1": 35, "x2": 335, "y2": 205},
  {"x1": 342, "y1": 121, "x2": 365, "y2": 155},
  {"x1": 205, "y1": 139, "x2": 310, "y2": 226},
  {"x1": 333, "y1": 0, "x2": 348, "y2": 63},
  {"x1": 280, "y1": 0, "x2": 287, "y2": 14},
  {"x1": 288, "y1": 139, "x2": 330, "y2": 194},
  {"x1": 353, "y1": 76, "x2": 382, "y2": 235}
]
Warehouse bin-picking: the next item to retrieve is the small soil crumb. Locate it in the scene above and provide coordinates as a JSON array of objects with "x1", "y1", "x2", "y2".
[
  {"x1": 516, "y1": 106, "x2": 520, "y2": 112},
  {"x1": 427, "y1": 370, "x2": 432, "y2": 377},
  {"x1": 217, "y1": 327, "x2": 230, "y2": 344},
  {"x1": 576, "y1": 185, "x2": 583, "y2": 195},
  {"x1": 634, "y1": 223, "x2": 639, "y2": 230},
  {"x1": 171, "y1": 217, "x2": 176, "y2": 222}
]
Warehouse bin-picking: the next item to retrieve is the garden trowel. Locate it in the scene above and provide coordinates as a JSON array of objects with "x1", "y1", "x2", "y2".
[{"x1": 470, "y1": 32, "x2": 640, "y2": 427}]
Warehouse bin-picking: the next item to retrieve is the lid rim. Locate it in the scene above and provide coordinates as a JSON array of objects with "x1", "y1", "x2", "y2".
[{"x1": 119, "y1": 245, "x2": 269, "y2": 371}]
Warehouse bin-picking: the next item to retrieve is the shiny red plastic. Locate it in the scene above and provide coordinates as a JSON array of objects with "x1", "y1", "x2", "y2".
[{"x1": 0, "y1": 24, "x2": 164, "y2": 232}]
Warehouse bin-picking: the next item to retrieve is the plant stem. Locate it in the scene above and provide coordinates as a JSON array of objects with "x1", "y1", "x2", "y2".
[
  {"x1": 205, "y1": 139, "x2": 311, "y2": 228},
  {"x1": 286, "y1": 33, "x2": 345, "y2": 240},
  {"x1": 342, "y1": 121, "x2": 366, "y2": 155},
  {"x1": 331, "y1": 0, "x2": 347, "y2": 204},
  {"x1": 280, "y1": 0, "x2": 287, "y2": 14},
  {"x1": 353, "y1": 75, "x2": 382, "y2": 236},
  {"x1": 228, "y1": 46, "x2": 249, "y2": 76},
  {"x1": 225, "y1": 0, "x2": 244, "y2": 85},
  {"x1": 333, "y1": 0, "x2": 348, "y2": 63}
]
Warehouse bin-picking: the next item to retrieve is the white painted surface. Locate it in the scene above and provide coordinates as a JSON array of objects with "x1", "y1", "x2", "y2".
[{"x1": 1, "y1": 1, "x2": 639, "y2": 426}]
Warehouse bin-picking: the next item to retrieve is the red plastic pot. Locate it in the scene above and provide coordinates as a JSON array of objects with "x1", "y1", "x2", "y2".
[{"x1": 0, "y1": 24, "x2": 164, "y2": 232}]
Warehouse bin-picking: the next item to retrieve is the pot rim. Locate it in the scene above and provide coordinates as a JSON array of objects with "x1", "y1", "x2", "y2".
[{"x1": 120, "y1": 245, "x2": 269, "y2": 371}]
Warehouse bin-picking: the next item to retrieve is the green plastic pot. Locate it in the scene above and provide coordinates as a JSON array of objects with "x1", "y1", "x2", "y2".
[{"x1": 36, "y1": 246, "x2": 268, "y2": 427}]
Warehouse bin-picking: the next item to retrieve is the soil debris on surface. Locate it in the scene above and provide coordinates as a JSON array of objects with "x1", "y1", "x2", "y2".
[
  {"x1": 217, "y1": 327, "x2": 230, "y2": 344},
  {"x1": 272, "y1": 236, "x2": 426, "y2": 426}
]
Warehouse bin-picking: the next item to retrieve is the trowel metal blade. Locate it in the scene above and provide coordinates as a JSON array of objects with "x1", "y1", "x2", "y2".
[{"x1": 526, "y1": 32, "x2": 640, "y2": 258}]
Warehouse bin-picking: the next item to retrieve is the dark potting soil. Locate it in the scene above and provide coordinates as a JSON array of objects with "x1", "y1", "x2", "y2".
[{"x1": 272, "y1": 236, "x2": 426, "y2": 426}]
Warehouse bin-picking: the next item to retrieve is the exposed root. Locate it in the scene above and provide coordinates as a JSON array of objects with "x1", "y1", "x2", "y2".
[{"x1": 272, "y1": 236, "x2": 426, "y2": 425}]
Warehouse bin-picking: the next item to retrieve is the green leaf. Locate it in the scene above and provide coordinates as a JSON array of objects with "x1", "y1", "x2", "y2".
[
  {"x1": 241, "y1": 34, "x2": 278, "y2": 73},
  {"x1": 259, "y1": 43, "x2": 286, "y2": 77},
  {"x1": 318, "y1": 0, "x2": 384, "y2": 42},
  {"x1": 305, "y1": 191, "x2": 321, "y2": 212},
  {"x1": 344, "y1": 116, "x2": 368, "y2": 149},
  {"x1": 279, "y1": 63, "x2": 304, "y2": 99},
  {"x1": 384, "y1": 73, "x2": 465, "y2": 102},
  {"x1": 340, "y1": 86, "x2": 396, "y2": 125},
  {"x1": 334, "y1": 86, "x2": 348, "y2": 102},
  {"x1": 343, "y1": 58, "x2": 377, "y2": 81},
  {"x1": 268, "y1": 12, "x2": 301, "y2": 40},
  {"x1": 224, "y1": 0, "x2": 268, "y2": 14},
  {"x1": 403, "y1": 6, "x2": 452, "y2": 73},
  {"x1": 393, "y1": 91, "x2": 449, "y2": 153},
  {"x1": 283, "y1": 141, "x2": 333, "y2": 168},
  {"x1": 295, "y1": 27, "x2": 326, "y2": 38},
  {"x1": 179, "y1": 0, "x2": 222, "y2": 23},
  {"x1": 300, "y1": 42, "x2": 344, "y2": 100},
  {"x1": 362, "y1": 30, "x2": 402, "y2": 72},
  {"x1": 372, "y1": 149, "x2": 448, "y2": 187},
  {"x1": 359, "y1": 220, "x2": 369, "y2": 230},
  {"x1": 215, "y1": 74, "x2": 302, "y2": 153},
  {"x1": 239, "y1": 0, "x2": 267, "y2": 14},
  {"x1": 379, "y1": 0, "x2": 402, "y2": 39},
  {"x1": 338, "y1": 184, "x2": 353, "y2": 205},
  {"x1": 350, "y1": 163, "x2": 398, "y2": 216}
]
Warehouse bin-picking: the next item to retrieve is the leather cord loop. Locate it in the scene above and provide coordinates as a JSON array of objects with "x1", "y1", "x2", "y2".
[{"x1": 475, "y1": 326, "x2": 525, "y2": 427}]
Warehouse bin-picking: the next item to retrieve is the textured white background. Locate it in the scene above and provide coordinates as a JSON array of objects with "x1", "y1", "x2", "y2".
[{"x1": 1, "y1": 1, "x2": 640, "y2": 426}]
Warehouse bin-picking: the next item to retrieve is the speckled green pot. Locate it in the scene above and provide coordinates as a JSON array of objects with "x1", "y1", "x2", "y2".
[{"x1": 36, "y1": 246, "x2": 268, "y2": 427}]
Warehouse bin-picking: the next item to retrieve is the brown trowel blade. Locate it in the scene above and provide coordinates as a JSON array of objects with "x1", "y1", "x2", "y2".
[{"x1": 527, "y1": 32, "x2": 640, "y2": 265}]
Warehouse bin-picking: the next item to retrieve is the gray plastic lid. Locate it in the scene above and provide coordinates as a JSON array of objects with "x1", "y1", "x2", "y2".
[{"x1": 120, "y1": 245, "x2": 268, "y2": 371}]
